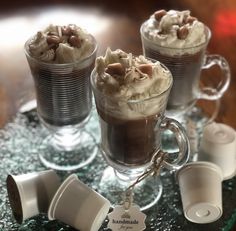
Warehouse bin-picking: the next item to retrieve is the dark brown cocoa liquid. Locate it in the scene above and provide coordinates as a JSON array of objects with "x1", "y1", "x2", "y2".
[
  {"x1": 29, "y1": 62, "x2": 94, "y2": 126},
  {"x1": 144, "y1": 48, "x2": 205, "y2": 110},
  {"x1": 97, "y1": 108, "x2": 162, "y2": 166}
]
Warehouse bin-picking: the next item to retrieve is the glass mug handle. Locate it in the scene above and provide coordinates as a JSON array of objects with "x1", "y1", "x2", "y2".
[
  {"x1": 193, "y1": 55, "x2": 230, "y2": 124},
  {"x1": 160, "y1": 117, "x2": 190, "y2": 170},
  {"x1": 199, "y1": 54, "x2": 231, "y2": 101}
]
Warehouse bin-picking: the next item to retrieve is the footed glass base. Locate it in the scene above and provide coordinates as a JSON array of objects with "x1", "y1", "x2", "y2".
[
  {"x1": 97, "y1": 167, "x2": 163, "y2": 211},
  {"x1": 37, "y1": 130, "x2": 98, "y2": 171}
]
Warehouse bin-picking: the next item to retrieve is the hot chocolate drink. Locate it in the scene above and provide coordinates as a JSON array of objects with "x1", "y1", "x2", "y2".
[
  {"x1": 25, "y1": 24, "x2": 96, "y2": 126},
  {"x1": 144, "y1": 48, "x2": 205, "y2": 110},
  {"x1": 91, "y1": 49, "x2": 172, "y2": 166},
  {"x1": 28, "y1": 61, "x2": 94, "y2": 126},
  {"x1": 141, "y1": 10, "x2": 208, "y2": 113},
  {"x1": 97, "y1": 108, "x2": 162, "y2": 165}
]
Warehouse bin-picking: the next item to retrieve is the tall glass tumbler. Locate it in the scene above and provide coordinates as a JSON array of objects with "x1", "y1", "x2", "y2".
[{"x1": 25, "y1": 36, "x2": 98, "y2": 171}]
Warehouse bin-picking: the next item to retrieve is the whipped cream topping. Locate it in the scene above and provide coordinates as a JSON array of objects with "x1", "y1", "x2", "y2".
[
  {"x1": 142, "y1": 10, "x2": 207, "y2": 54},
  {"x1": 93, "y1": 48, "x2": 172, "y2": 119},
  {"x1": 27, "y1": 24, "x2": 95, "y2": 63}
]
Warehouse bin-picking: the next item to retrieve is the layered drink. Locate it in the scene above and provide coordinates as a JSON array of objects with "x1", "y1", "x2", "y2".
[
  {"x1": 25, "y1": 24, "x2": 97, "y2": 126},
  {"x1": 140, "y1": 10, "x2": 209, "y2": 114},
  {"x1": 91, "y1": 48, "x2": 172, "y2": 166}
]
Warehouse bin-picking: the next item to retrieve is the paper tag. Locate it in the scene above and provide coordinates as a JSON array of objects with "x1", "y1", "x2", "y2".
[{"x1": 107, "y1": 204, "x2": 146, "y2": 231}]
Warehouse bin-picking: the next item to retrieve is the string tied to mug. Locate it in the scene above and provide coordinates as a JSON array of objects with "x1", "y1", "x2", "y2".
[{"x1": 122, "y1": 150, "x2": 167, "y2": 210}]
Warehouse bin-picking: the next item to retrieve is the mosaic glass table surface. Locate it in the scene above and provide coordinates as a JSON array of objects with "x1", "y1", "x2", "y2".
[{"x1": 0, "y1": 104, "x2": 236, "y2": 231}]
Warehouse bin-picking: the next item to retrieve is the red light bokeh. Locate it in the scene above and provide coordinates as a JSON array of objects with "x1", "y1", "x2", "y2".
[{"x1": 213, "y1": 10, "x2": 236, "y2": 37}]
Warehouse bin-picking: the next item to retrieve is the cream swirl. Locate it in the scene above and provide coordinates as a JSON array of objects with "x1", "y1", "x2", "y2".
[
  {"x1": 95, "y1": 48, "x2": 171, "y2": 100},
  {"x1": 93, "y1": 48, "x2": 172, "y2": 119},
  {"x1": 27, "y1": 24, "x2": 95, "y2": 63},
  {"x1": 142, "y1": 10, "x2": 207, "y2": 55}
]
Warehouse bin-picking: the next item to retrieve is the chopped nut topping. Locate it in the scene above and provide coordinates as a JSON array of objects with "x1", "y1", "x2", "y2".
[
  {"x1": 154, "y1": 10, "x2": 167, "y2": 21},
  {"x1": 68, "y1": 35, "x2": 81, "y2": 48},
  {"x1": 138, "y1": 64, "x2": 153, "y2": 77},
  {"x1": 105, "y1": 63, "x2": 125, "y2": 76},
  {"x1": 61, "y1": 26, "x2": 73, "y2": 36},
  {"x1": 177, "y1": 26, "x2": 189, "y2": 40},
  {"x1": 46, "y1": 35, "x2": 61, "y2": 45},
  {"x1": 47, "y1": 31, "x2": 58, "y2": 36},
  {"x1": 185, "y1": 16, "x2": 197, "y2": 24}
]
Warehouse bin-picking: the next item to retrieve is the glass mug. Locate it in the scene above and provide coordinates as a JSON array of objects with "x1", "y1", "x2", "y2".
[
  {"x1": 25, "y1": 36, "x2": 98, "y2": 171},
  {"x1": 140, "y1": 24, "x2": 231, "y2": 123},
  {"x1": 91, "y1": 62, "x2": 189, "y2": 210}
]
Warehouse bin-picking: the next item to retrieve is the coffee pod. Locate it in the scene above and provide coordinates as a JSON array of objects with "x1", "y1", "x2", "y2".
[
  {"x1": 177, "y1": 161, "x2": 223, "y2": 224},
  {"x1": 48, "y1": 174, "x2": 111, "y2": 231},
  {"x1": 6, "y1": 170, "x2": 60, "y2": 223},
  {"x1": 198, "y1": 122, "x2": 236, "y2": 180}
]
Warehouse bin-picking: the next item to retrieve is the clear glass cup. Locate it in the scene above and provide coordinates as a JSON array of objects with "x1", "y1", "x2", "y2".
[
  {"x1": 91, "y1": 63, "x2": 190, "y2": 210},
  {"x1": 24, "y1": 36, "x2": 98, "y2": 171},
  {"x1": 140, "y1": 24, "x2": 230, "y2": 125}
]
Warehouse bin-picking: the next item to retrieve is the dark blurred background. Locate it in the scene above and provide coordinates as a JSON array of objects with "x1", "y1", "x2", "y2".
[{"x1": 0, "y1": 1, "x2": 176, "y2": 16}]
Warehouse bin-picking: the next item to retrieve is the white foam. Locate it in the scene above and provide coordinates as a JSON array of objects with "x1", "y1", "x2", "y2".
[
  {"x1": 93, "y1": 48, "x2": 172, "y2": 119},
  {"x1": 28, "y1": 24, "x2": 95, "y2": 63},
  {"x1": 142, "y1": 10, "x2": 207, "y2": 56}
]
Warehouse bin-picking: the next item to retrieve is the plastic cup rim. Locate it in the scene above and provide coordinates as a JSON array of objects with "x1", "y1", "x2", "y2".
[
  {"x1": 176, "y1": 161, "x2": 223, "y2": 182},
  {"x1": 48, "y1": 174, "x2": 78, "y2": 220},
  {"x1": 7, "y1": 174, "x2": 25, "y2": 223},
  {"x1": 90, "y1": 200, "x2": 111, "y2": 231}
]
